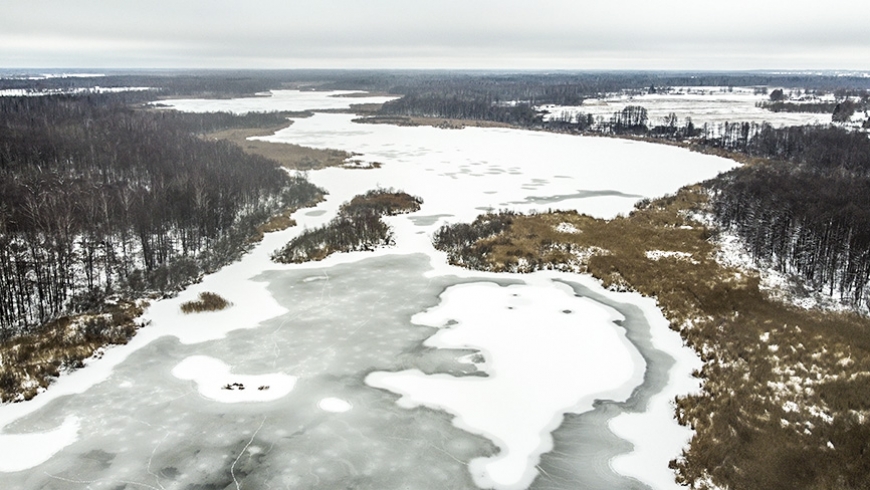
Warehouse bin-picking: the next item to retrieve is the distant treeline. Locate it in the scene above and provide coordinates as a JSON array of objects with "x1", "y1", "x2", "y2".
[
  {"x1": 10, "y1": 70, "x2": 870, "y2": 107},
  {"x1": 363, "y1": 70, "x2": 870, "y2": 99},
  {"x1": 379, "y1": 94, "x2": 542, "y2": 125},
  {"x1": 758, "y1": 101, "x2": 840, "y2": 114},
  {"x1": 0, "y1": 94, "x2": 322, "y2": 337},
  {"x1": 371, "y1": 71, "x2": 870, "y2": 126},
  {"x1": 758, "y1": 100, "x2": 865, "y2": 125}
]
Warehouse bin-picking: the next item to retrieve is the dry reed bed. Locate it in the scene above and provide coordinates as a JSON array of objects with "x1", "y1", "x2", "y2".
[
  {"x1": 179, "y1": 292, "x2": 232, "y2": 314},
  {"x1": 434, "y1": 185, "x2": 870, "y2": 490},
  {"x1": 0, "y1": 299, "x2": 146, "y2": 403}
]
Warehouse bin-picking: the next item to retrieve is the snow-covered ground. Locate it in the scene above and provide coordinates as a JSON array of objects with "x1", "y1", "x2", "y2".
[
  {"x1": 539, "y1": 86, "x2": 833, "y2": 128},
  {"x1": 0, "y1": 72, "x2": 106, "y2": 80},
  {"x1": 0, "y1": 86, "x2": 153, "y2": 97},
  {"x1": 0, "y1": 89, "x2": 736, "y2": 490},
  {"x1": 714, "y1": 227, "x2": 864, "y2": 314}
]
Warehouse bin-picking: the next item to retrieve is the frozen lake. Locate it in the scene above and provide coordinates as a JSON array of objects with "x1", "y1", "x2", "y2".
[{"x1": 0, "y1": 90, "x2": 738, "y2": 489}]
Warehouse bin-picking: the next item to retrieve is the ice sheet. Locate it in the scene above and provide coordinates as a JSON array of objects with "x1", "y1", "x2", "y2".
[
  {"x1": 0, "y1": 416, "x2": 79, "y2": 472},
  {"x1": 367, "y1": 279, "x2": 644, "y2": 489},
  {"x1": 161, "y1": 89, "x2": 398, "y2": 114},
  {"x1": 261, "y1": 112, "x2": 737, "y2": 222}
]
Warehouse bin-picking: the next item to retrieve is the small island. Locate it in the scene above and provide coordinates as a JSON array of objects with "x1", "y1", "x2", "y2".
[{"x1": 272, "y1": 189, "x2": 423, "y2": 263}]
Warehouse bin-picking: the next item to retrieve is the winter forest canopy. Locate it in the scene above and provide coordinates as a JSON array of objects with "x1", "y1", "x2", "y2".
[{"x1": 0, "y1": 93, "x2": 322, "y2": 336}]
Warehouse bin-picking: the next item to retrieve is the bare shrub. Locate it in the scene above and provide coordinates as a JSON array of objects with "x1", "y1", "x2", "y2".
[{"x1": 180, "y1": 292, "x2": 231, "y2": 314}]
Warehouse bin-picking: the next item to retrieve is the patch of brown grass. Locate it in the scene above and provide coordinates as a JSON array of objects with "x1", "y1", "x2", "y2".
[
  {"x1": 435, "y1": 185, "x2": 870, "y2": 489},
  {"x1": 256, "y1": 209, "x2": 297, "y2": 235},
  {"x1": 207, "y1": 126, "x2": 353, "y2": 170},
  {"x1": 0, "y1": 299, "x2": 146, "y2": 403},
  {"x1": 179, "y1": 292, "x2": 231, "y2": 314},
  {"x1": 339, "y1": 188, "x2": 423, "y2": 217}
]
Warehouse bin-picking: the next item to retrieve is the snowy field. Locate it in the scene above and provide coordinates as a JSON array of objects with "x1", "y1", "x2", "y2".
[
  {"x1": 540, "y1": 86, "x2": 832, "y2": 128},
  {"x1": 0, "y1": 90, "x2": 737, "y2": 489},
  {"x1": 0, "y1": 86, "x2": 153, "y2": 97}
]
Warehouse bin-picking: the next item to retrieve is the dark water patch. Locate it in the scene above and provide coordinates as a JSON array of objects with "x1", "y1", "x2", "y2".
[
  {"x1": 408, "y1": 214, "x2": 454, "y2": 227},
  {"x1": 510, "y1": 189, "x2": 645, "y2": 206}
]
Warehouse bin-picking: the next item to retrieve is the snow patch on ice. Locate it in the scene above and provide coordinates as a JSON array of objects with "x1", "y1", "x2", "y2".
[
  {"x1": 367, "y1": 278, "x2": 645, "y2": 490},
  {"x1": 318, "y1": 397, "x2": 353, "y2": 413},
  {"x1": 605, "y1": 287, "x2": 703, "y2": 490},
  {"x1": 0, "y1": 416, "x2": 79, "y2": 472},
  {"x1": 172, "y1": 356, "x2": 296, "y2": 403}
]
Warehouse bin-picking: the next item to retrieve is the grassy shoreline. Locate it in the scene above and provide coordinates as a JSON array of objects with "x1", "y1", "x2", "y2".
[
  {"x1": 433, "y1": 186, "x2": 870, "y2": 489},
  {"x1": 0, "y1": 299, "x2": 147, "y2": 402},
  {"x1": 206, "y1": 123, "x2": 355, "y2": 171}
]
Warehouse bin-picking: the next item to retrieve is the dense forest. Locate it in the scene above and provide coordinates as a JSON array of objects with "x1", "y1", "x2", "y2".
[
  {"x1": 0, "y1": 94, "x2": 321, "y2": 338},
  {"x1": 707, "y1": 126, "x2": 870, "y2": 309},
  {"x1": 378, "y1": 94, "x2": 542, "y2": 125}
]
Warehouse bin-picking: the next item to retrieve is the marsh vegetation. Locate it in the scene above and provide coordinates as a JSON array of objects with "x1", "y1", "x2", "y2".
[
  {"x1": 179, "y1": 292, "x2": 232, "y2": 314},
  {"x1": 0, "y1": 298, "x2": 146, "y2": 402},
  {"x1": 433, "y1": 186, "x2": 870, "y2": 490}
]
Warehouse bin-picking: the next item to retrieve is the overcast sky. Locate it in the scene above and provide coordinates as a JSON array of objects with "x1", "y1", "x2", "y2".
[{"x1": 2, "y1": 0, "x2": 868, "y2": 70}]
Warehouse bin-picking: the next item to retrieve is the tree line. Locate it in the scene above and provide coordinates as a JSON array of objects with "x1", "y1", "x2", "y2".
[
  {"x1": 0, "y1": 94, "x2": 321, "y2": 338},
  {"x1": 379, "y1": 93, "x2": 542, "y2": 125},
  {"x1": 707, "y1": 125, "x2": 870, "y2": 309}
]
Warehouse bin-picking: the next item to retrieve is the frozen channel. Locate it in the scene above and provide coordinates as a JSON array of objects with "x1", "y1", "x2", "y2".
[{"x1": 0, "y1": 90, "x2": 736, "y2": 489}]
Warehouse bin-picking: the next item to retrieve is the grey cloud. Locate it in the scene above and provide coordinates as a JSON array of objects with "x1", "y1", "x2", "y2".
[{"x1": 2, "y1": 0, "x2": 868, "y2": 69}]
